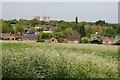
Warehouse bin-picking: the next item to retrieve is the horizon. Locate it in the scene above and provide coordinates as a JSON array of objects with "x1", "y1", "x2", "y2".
[
  {"x1": 1, "y1": 18, "x2": 118, "y2": 24},
  {"x1": 2, "y1": 2, "x2": 118, "y2": 23}
]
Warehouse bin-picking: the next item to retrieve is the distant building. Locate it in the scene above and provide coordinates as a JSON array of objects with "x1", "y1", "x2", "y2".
[
  {"x1": 22, "y1": 34, "x2": 39, "y2": 42},
  {"x1": 102, "y1": 37, "x2": 114, "y2": 45},
  {"x1": 33, "y1": 16, "x2": 40, "y2": 21},
  {"x1": 43, "y1": 16, "x2": 50, "y2": 22},
  {"x1": 0, "y1": 33, "x2": 20, "y2": 40},
  {"x1": 43, "y1": 31, "x2": 53, "y2": 33},
  {"x1": 67, "y1": 35, "x2": 80, "y2": 44},
  {"x1": 45, "y1": 38, "x2": 58, "y2": 43}
]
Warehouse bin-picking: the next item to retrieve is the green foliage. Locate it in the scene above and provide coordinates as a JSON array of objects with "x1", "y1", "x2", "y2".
[
  {"x1": 113, "y1": 35, "x2": 120, "y2": 45},
  {"x1": 75, "y1": 17, "x2": 78, "y2": 23},
  {"x1": 41, "y1": 33, "x2": 53, "y2": 39},
  {"x1": 16, "y1": 26, "x2": 24, "y2": 34},
  {"x1": 72, "y1": 23, "x2": 79, "y2": 32},
  {"x1": 40, "y1": 21, "x2": 45, "y2": 25},
  {"x1": 2, "y1": 42, "x2": 118, "y2": 78},
  {"x1": 1, "y1": 19, "x2": 120, "y2": 40},
  {"x1": 29, "y1": 19, "x2": 40, "y2": 27},
  {"x1": 72, "y1": 24, "x2": 86, "y2": 37},
  {"x1": 37, "y1": 36, "x2": 45, "y2": 42},
  {"x1": 0, "y1": 19, "x2": 2, "y2": 33},
  {"x1": 29, "y1": 27, "x2": 36, "y2": 33},
  {"x1": 105, "y1": 27, "x2": 117, "y2": 37},
  {"x1": 86, "y1": 28, "x2": 94, "y2": 36},
  {"x1": 54, "y1": 32, "x2": 65, "y2": 43},
  {"x1": 56, "y1": 21, "x2": 71, "y2": 32},
  {"x1": 81, "y1": 37, "x2": 90, "y2": 43},
  {"x1": 79, "y1": 25, "x2": 86, "y2": 37},
  {"x1": 9, "y1": 19, "x2": 18, "y2": 24},
  {"x1": 62, "y1": 28, "x2": 78, "y2": 38},
  {"x1": 2, "y1": 21, "x2": 9, "y2": 33},
  {"x1": 117, "y1": 24, "x2": 120, "y2": 35},
  {"x1": 90, "y1": 33, "x2": 102, "y2": 44},
  {"x1": 95, "y1": 20, "x2": 106, "y2": 26},
  {"x1": 8, "y1": 27, "x2": 15, "y2": 34}
]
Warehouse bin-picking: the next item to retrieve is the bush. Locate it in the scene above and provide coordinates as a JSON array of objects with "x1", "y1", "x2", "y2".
[
  {"x1": 37, "y1": 39, "x2": 45, "y2": 42},
  {"x1": 113, "y1": 35, "x2": 120, "y2": 45},
  {"x1": 81, "y1": 37, "x2": 90, "y2": 43}
]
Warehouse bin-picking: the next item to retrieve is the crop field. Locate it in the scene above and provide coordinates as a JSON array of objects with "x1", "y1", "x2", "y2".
[{"x1": 1, "y1": 41, "x2": 119, "y2": 78}]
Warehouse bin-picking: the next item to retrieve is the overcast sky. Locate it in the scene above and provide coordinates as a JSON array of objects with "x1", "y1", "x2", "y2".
[{"x1": 1, "y1": 2, "x2": 119, "y2": 23}]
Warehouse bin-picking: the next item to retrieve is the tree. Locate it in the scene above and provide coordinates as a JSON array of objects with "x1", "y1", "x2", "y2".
[
  {"x1": 41, "y1": 33, "x2": 53, "y2": 39},
  {"x1": 72, "y1": 24, "x2": 86, "y2": 37},
  {"x1": 8, "y1": 27, "x2": 15, "y2": 34},
  {"x1": 95, "y1": 20, "x2": 106, "y2": 26},
  {"x1": 90, "y1": 32, "x2": 102, "y2": 44},
  {"x1": 29, "y1": 27, "x2": 36, "y2": 33},
  {"x1": 62, "y1": 28, "x2": 78, "y2": 38},
  {"x1": 2, "y1": 21, "x2": 9, "y2": 33},
  {"x1": 54, "y1": 32, "x2": 65, "y2": 43},
  {"x1": 105, "y1": 27, "x2": 117, "y2": 37},
  {"x1": 0, "y1": 19, "x2": 2, "y2": 33},
  {"x1": 79, "y1": 25, "x2": 86, "y2": 37},
  {"x1": 72, "y1": 23, "x2": 79, "y2": 32},
  {"x1": 16, "y1": 26, "x2": 24, "y2": 34},
  {"x1": 9, "y1": 19, "x2": 18, "y2": 24},
  {"x1": 81, "y1": 37, "x2": 90, "y2": 43},
  {"x1": 29, "y1": 19, "x2": 40, "y2": 27},
  {"x1": 75, "y1": 17, "x2": 78, "y2": 23},
  {"x1": 86, "y1": 28, "x2": 93, "y2": 36}
]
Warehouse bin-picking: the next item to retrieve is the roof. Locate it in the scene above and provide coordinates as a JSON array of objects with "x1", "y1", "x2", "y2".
[
  {"x1": 22, "y1": 34, "x2": 39, "y2": 41},
  {"x1": 102, "y1": 37, "x2": 115, "y2": 41},
  {"x1": 67, "y1": 35, "x2": 80, "y2": 41},
  {"x1": 0, "y1": 33, "x2": 19, "y2": 39}
]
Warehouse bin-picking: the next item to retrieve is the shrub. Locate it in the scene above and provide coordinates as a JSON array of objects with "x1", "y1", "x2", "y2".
[{"x1": 81, "y1": 37, "x2": 90, "y2": 43}]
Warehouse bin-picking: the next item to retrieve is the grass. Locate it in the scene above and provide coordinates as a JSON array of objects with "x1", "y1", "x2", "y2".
[{"x1": 1, "y1": 41, "x2": 119, "y2": 78}]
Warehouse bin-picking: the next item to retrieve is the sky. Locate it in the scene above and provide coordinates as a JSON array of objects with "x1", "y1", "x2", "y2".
[{"x1": 1, "y1": 1, "x2": 119, "y2": 23}]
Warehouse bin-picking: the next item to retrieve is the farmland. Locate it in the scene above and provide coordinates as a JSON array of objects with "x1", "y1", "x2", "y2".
[{"x1": 1, "y1": 41, "x2": 119, "y2": 78}]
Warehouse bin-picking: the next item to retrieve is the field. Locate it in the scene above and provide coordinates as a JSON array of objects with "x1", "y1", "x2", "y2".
[{"x1": 1, "y1": 41, "x2": 119, "y2": 78}]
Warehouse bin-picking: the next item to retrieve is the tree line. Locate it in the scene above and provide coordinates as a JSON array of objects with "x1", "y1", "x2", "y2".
[{"x1": 0, "y1": 18, "x2": 120, "y2": 43}]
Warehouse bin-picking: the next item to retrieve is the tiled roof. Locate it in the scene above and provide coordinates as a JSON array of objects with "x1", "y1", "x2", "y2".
[
  {"x1": 22, "y1": 34, "x2": 39, "y2": 41},
  {"x1": 67, "y1": 35, "x2": 80, "y2": 41}
]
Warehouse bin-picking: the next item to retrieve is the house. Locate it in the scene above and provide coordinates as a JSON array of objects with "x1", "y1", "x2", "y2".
[
  {"x1": 43, "y1": 16, "x2": 50, "y2": 22},
  {"x1": 24, "y1": 26, "x2": 31, "y2": 33},
  {"x1": 45, "y1": 38, "x2": 58, "y2": 43},
  {"x1": 42, "y1": 25, "x2": 55, "y2": 31},
  {"x1": 67, "y1": 35, "x2": 80, "y2": 44},
  {"x1": 22, "y1": 34, "x2": 39, "y2": 42},
  {"x1": 34, "y1": 26, "x2": 41, "y2": 30},
  {"x1": 0, "y1": 33, "x2": 20, "y2": 40},
  {"x1": 102, "y1": 37, "x2": 114, "y2": 45},
  {"x1": 50, "y1": 38, "x2": 58, "y2": 43},
  {"x1": 43, "y1": 31, "x2": 53, "y2": 33}
]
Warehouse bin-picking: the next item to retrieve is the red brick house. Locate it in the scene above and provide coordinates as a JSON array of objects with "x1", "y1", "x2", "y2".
[
  {"x1": 0, "y1": 34, "x2": 20, "y2": 40},
  {"x1": 67, "y1": 35, "x2": 80, "y2": 44},
  {"x1": 102, "y1": 37, "x2": 114, "y2": 45},
  {"x1": 45, "y1": 38, "x2": 58, "y2": 43},
  {"x1": 22, "y1": 34, "x2": 39, "y2": 42}
]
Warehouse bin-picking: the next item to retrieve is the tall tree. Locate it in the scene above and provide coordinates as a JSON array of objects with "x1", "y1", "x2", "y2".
[
  {"x1": 79, "y1": 25, "x2": 86, "y2": 37},
  {"x1": 8, "y1": 27, "x2": 15, "y2": 34},
  {"x1": 2, "y1": 21, "x2": 9, "y2": 33},
  {"x1": 75, "y1": 17, "x2": 78, "y2": 23}
]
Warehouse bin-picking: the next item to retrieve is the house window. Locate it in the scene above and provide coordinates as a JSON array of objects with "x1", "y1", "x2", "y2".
[
  {"x1": 12, "y1": 38, "x2": 14, "y2": 40},
  {"x1": 6, "y1": 38, "x2": 9, "y2": 40},
  {"x1": 52, "y1": 39, "x2": 54, "y2": 41}
]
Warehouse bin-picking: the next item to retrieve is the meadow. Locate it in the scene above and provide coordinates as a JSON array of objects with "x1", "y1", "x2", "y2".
[{"x1": 1, "y1": 41, "x2": 119, "y2": 78}]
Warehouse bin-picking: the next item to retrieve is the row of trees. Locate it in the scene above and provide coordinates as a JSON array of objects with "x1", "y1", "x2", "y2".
[{"x1": 0, "y1": 18, "x2": 120, "y2": 39}]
